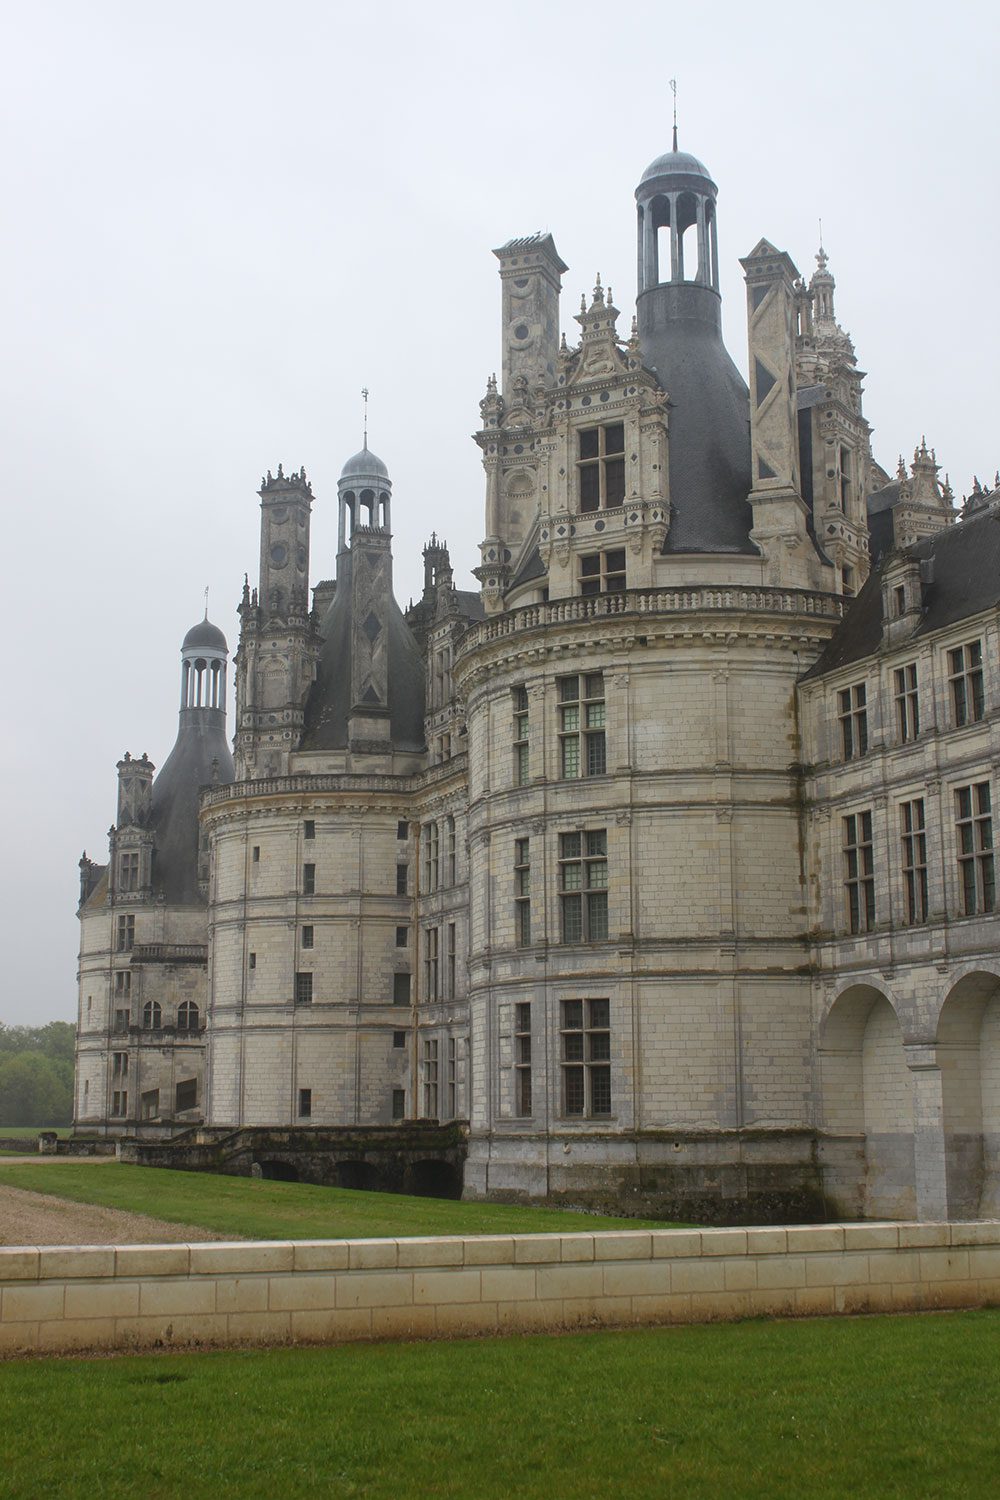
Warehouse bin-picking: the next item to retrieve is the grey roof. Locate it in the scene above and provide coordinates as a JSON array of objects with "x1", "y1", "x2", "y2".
[
  {"x1": 637, "y1": 284, "x2": 755, "y2": 555},
  {"x1": 509, "y1": 544, "x2": 546, "y2": 591},
  {"x1": 454, "y1": 589, "x2": 486, "y2": 621},
  {"x1": 340, "y1": 444, "x2": 389, "y2": 482},
  {"x1": 300, "y1": 551, "x2": 425, "y2": 752},
  {"x1": 182, "y1": 617, "x2": 228, "y2": 653},
  {"x1": 803, "y1": 507, "x2": 1000, "y2": 680},
  {"x1": 149, "y1": 708, "x2": 235, "y2": 904},
  {"x1": 638, "y1": 149, "x2": 715, "y2": 189}
]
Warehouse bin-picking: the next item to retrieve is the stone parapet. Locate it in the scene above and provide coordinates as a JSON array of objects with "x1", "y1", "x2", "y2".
[{"x1": 3, "y1": 1221, "x2": 999, "y2": 1358}]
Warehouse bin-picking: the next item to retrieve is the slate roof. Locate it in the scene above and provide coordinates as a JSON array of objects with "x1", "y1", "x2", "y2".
[{"x1": 803, "y1": 505, "x2": 1000, "y2": 680}]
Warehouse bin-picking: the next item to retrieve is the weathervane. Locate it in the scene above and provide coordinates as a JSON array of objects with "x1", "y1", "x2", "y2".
[
  {"x1": 670, "y1": 78, "x2": 678, "y2": 151},
  {"x1": 361, "y1": 386, "x2": 369, "y2": 447},
  {"x1": 204, "y1": 585, "x2": 209, "y2": 620}
]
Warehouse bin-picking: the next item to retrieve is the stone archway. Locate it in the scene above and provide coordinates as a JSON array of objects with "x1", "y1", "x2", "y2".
[
  {"x1": 819, "y1": 985, "x2": 915, "y2": 1219},
  {"x1": 936, "y1": 971, "x2": 1000, "y2": 1218}
]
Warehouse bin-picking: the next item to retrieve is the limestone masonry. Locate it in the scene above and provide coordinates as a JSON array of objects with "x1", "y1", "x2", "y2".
[{"x1": 75, "y1": 137, "x2": 1000, "y2": 1223}]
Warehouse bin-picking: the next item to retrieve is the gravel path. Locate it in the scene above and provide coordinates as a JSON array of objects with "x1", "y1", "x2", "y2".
[{"x1": 0, "y1": 1182, "x2": 233, "y2": 1246}]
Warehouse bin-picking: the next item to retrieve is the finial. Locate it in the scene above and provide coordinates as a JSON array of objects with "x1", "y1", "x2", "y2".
[
  {"x1": 897, "y1": 455, "x2": 907, "y2": 480},
  {"x1": 277, "y1": 462, "x2": 283, "y2": 479},
  {"x1": 670, "y1": 78, "x2": 678, "y2": 151},
  {"x1": 361, "y1": 386, "x2": 369, "y2": 448},
  {"x1": 204, "y1": 585, "x2": 209, "y2": 620},
  {"x1": 580, "y1": 293, "x2": 587, "y2": 314}
]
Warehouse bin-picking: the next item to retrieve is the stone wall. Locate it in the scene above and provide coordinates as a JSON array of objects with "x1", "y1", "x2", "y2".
[{"x1": 3, "y1": 1221, "x2": 999, "y2": 1358}]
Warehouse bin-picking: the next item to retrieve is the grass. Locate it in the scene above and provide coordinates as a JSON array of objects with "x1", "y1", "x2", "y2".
[
  {"x1": 0, "y1": 1162, "x2": 673, "y2": 1240},
  {"x1": 2, "y1": 1311, "x2": 1000, "y2": 1498}
]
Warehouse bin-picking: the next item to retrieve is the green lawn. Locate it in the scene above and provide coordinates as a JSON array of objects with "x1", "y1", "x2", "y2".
[
  {"x1": 2, "y1": 1312, "x2": 999, "y2": 1498},
  {"x1": 0, "y1": 1162, "x2": 671, "y2": 1240}
]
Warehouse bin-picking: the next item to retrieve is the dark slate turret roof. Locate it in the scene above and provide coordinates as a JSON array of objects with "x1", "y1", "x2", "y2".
[
  {"x1": 300, "y1": 552, "x2": 425, "y2": 752},
  {"x1": 149, "y1": 709, "x2": 235, "y2": 903},
  {"x1": 803, "y1": 506, "x2": 1000, "y2": 680}
]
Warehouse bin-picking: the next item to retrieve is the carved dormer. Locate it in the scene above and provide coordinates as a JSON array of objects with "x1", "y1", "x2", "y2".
[
  {"x1": 891, "y1": 438, "x2": 954, "y2": 548},
  {"x1": 881, "y1": 551, "x2": 924, "y2": 649}
]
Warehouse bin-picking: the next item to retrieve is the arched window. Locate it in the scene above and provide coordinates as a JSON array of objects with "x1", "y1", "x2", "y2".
[
  {"x1": 177, "y1": 1001, "x2": 199, "y2": 1032},
  {"x1": 143, "y1": 1000, "x2": 162, "y2": 1030}
]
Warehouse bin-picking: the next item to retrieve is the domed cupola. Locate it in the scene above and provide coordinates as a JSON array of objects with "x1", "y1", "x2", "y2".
[
  {"x1": 634, "y1": 134, "x2": 753, "y2": 555},
  {"x1": 338, "y1": 442, "x2": 392, "y2": 550},
  {"x1": 180, "y1": 615, "x2": 229, "y2": 710}
]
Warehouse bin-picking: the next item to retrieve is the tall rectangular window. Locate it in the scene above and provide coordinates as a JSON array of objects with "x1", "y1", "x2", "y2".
[
  {"x1": 396, "y1": 863, "x2": 409, "y2": 896},
  {"x1": 579, "y1": 549, "x2": 626, "y2": 596},
  {"x1": 119, "y1": 852, "x2": 140, "y2": 892},
  {"x1": 114, "y1": 971, "x2": 131, "y2": 1001},
  {"x1": 838, "y1": 683, "x2": 868, "y2": 760},
  {"x1": 395, "y1": 925, "x2": 408, "y2": 948},
  {"x1": 447, "y1": 1036, "x2": 457, "y2": 1119},
  {"x1": 900, "y1": 798, "x2": 928, "y2": 925},
  {"x1": 515, "y1": 1001, "x2": 532, "y2": 1117},
  {"x1": 298, "y1": 1088, "x2": 312, "y2": 1119},
  {"x1": 513, "y1": 686, "x2": 529, "y2": 786},
  {"x1": 301, "y1": 925, "x2": 314, "y2": 949},
  {"x1": 114, "y1": 1009, "x2": 129, "y2": 1034},
  {"x1": 558, "y1": 674, "x2": 606, "y2": 779},
  {"x1": 561, "y1": 999, "x2": 611, "y2": 1117},
  {"x1": 303, "y1": 820, "x2": 315, "y2": 840},
  {"x1": 446, "y1": 816, "x2": 457, "y2": 886},
  {"x1": 393, "y1": 972, "x2": 411, "y2": 1006},
  {"x1": 116, "y1": 914, "x2": 135, "y2": 952},
  {"x1": 447, "y1": 922, "x2": 456, "y2": 1000},
  {"x1": 112, "y1": 1051, "x2": 128, "y2": 1079},
  {"x1": 392, "y1": 1088, "x2": 406, "y2": 1121},
  {"x1": 894, "y1": 664, "x2": 920, "y2": 743},
  {"x1": 956, "y1": 782, "x2": 995, "y2": 915},
  {"x1": 302, "y1": 863, "x2": 315, "y2": 895},
  {"x1": 843, "y1": 811, "x2": 875, "y2": 934},
  {"x1": 111, "y1": 1090, "x2": 128, "y2": 1118},
  {"x1": 397, "y1": 820, "x2": 408, "y2": 840},
  {"x1": 423, "y1": 1038, "x2": 439, "y2": 1118},
  {"x1": 423, "y1": 823, "x2": 439, "y2": 892},
  {"x1": 577, "y1": 423, "x2": 625, "y2": 511},
  {"x1": 514, "y1": 837, "x2": 531, "y2": 947},
  {"x1": 294, "y1": 971, "x2": 313, "y2": 1006},
  {"x1": 424, "y1": 927, "x2": 439, "y2": 1001},
  {"x1": 838, "y1": 445, "x2": 852, "y2": 511},
  {"x1": 949, "y1": 641, "x2": 985, "y2": 727},
  {"x1": 559, "y1": 830, "x2": 608, "y2": 943}
]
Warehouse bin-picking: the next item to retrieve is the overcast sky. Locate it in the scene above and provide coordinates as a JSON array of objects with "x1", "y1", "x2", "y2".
[{"x1": 1, "y1": 0, "x2": 996, "y2": 1027}]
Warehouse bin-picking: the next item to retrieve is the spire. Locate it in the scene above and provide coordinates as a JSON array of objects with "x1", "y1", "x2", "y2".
[
  {"x1": 361, "y1": 386, "x2": 369, "y2": 449},
  {"x1": 670, "y1": 78, "x2": 678, "y2": 151}
]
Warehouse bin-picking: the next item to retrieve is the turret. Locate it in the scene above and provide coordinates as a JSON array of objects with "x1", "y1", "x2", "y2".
[{"x1": 634, "y1": 141, "x2": 753, "y2": 554}]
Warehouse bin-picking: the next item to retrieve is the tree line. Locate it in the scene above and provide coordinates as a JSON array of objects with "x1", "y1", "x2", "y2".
[{"x1": 0, "y1": 1022, "x2": 74, "y2": 1127}]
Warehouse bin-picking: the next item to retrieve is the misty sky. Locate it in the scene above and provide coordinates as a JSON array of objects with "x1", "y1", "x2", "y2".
[{"x1": 1, "y1": 0, "x2": 996, "y2": 1027}]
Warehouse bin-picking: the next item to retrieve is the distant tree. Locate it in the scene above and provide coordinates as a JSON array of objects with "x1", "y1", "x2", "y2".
[
  {"x1": 0, "y1": 1021, "x2": 75, "y2": 1125},
  {"x1": 0, "y1": 1053, "x2": 72, "y2": 1126}
]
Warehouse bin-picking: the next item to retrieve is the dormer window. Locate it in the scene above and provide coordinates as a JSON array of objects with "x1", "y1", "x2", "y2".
[
  {"x1": 893, "y1": 585, "x2": 906, "y2": 618},
  {"x1": 578, "y1": 424, "x2": 625, "y2": 511}
]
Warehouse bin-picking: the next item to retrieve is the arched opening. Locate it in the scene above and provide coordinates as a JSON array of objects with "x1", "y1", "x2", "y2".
[
  {"x1": 142, "y1": 1000, "x2": 162, "y2": 1030},
  {"x1": 359, "y1": 489, "x2": 375, "y2": 527},
  {"x1": 255, "y1": 1159, "x2": 298, "y2": 1182},
  {"x1": 335, "y1": 1160, "x2": 379, "y2": 1191},
  {"x1": 705, "y1": 199, "x2": 718, "y2": 289},
  {"x1": 650, "y1": 194, "x2": 671, "y2": 284},
  {"x1": 820, "y1": 985, "x2": 915, "y2": 1219},
  {"x1": 676, "y1": 192, "x2": 699, "y2": 282},
  {"x1": 379, "y1": 491, "x2": 390, "y2": 529},
  {"x1": 937, "y1": 971, "x2": 1000, "y2": 1217},
  {"x1": 405, "y1": 1158, "x2": 462, "y2": 1200},
  {"x1": 177, "y1": 1001, "x2": 199, "y2": 1033}
]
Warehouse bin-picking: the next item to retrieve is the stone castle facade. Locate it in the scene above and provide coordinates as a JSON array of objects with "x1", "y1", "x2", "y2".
[{"x1": 75, "y1": 139, "x2": 1000, "y2": 1223}]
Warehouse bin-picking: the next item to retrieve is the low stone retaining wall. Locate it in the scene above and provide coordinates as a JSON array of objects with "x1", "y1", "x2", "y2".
[{"x1": 2, "y1": 1221, "x2": 999, "y2": 1357}]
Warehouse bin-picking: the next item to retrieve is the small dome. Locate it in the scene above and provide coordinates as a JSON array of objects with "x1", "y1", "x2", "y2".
[
  {"x1": 340, "y1": 444, "x2": 390, "y2": 483},
  {"x1": 638, "y1": 148, "x2": 715, "y2": 189},
  {"x1": 182, "y1": 618, "x2": 228, "y2": 653}
]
